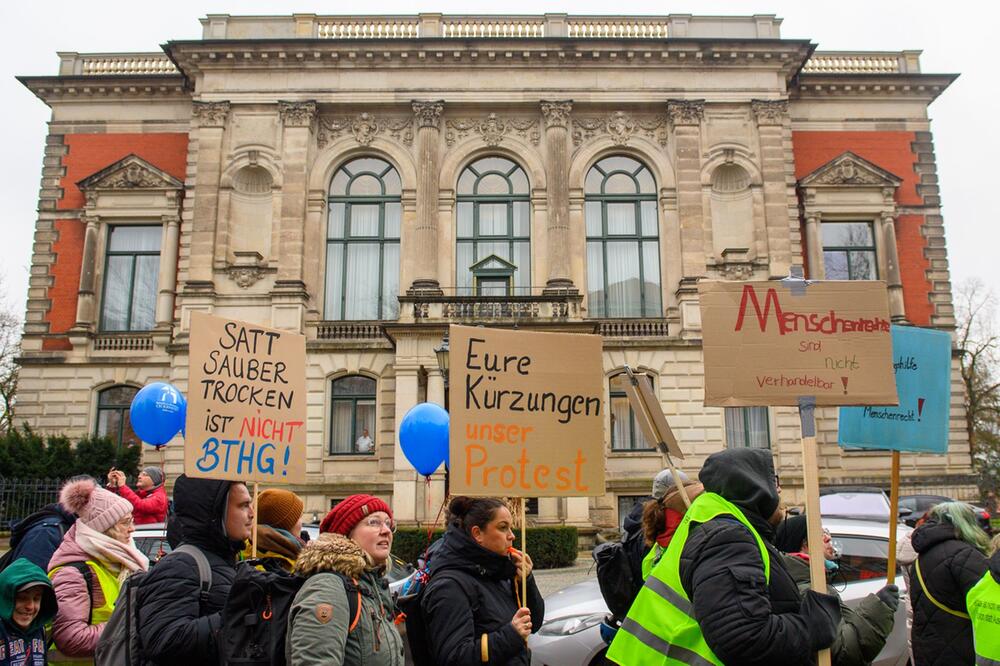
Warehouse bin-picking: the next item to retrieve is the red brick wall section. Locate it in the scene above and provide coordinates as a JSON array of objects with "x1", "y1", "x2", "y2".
[
  {"x1": 792, "y1": 131, "x2": 933, "y2": 326},
  {"x1": 43, "y1": 133, "x2": 189, "y2": 348}
]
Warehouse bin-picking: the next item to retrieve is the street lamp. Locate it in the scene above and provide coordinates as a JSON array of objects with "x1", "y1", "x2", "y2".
[{"x1": 434, "y1": 331, "x2": 450, "y2": 388}]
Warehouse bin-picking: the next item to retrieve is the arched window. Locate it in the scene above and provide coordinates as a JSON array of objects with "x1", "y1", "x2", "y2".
[
  {"x1": 609, "y1": 373, "x2": 654, "y2": 451},
  {"x1": 585, "y1": 156, "x2": 662, "y2": 318},
  {"x1": 329, "y1": 375, "x2": 376, "y2": 455},
  {"x1": 456, "y1": 157, "x2": 530, "y2": 295},
  {"x1": 325, "y1": 157, "x2": 401, "y2": 320},
  {"x1": 95, "y1": 385, "x2": 140, "y2": 450}
]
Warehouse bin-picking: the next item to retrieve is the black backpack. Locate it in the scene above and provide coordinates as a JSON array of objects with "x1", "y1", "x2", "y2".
[
  {"x1": 396, "y1": 570, "x2": 478, "y2": 666},
  {"x1": 593, "y1": 530, "x2": 646, "y2": 622},
  {"x1": 220, "y1": 560, "x2": 361, "y2": 666},
  {"x1": 0, "y1": 505, "x2": 73, "y2": 573}
]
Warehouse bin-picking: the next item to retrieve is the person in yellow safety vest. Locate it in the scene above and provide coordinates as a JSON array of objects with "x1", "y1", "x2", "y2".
[
  {"x1": 968, "y1": 547, "x2": 1000, "y2": 665},
  {"x1": 47, "y1": 478, "x2": 149, "y2": 663},
  {"x1": 608, "y1": 448, "x2": 841, "y2": 666}
]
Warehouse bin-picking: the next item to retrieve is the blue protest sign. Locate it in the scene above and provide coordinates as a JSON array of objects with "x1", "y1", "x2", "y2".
[{"x1": 838, "y1": 325, "x2": 951, "y2": 453}]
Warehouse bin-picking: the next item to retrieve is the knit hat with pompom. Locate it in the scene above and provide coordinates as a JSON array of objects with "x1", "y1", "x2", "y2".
[{"x1": 60, "y1": 478, "x2": 133, "y2": 533}]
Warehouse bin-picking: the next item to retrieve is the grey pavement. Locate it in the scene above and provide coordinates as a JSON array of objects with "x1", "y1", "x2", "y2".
[{"x1": 533, "y1": 557, "x2": 595, "y2": 597}]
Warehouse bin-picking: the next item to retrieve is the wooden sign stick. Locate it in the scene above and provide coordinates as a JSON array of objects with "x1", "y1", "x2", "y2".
[
  {"x1": 521, "y1": 498, "x2": 528, "y2": 614},
  {"x1": 251, "y1": 481, "x2": 260, "y2": 559},
  {"x1": 799, "y1": 397, "x2": 831, "y2": 666},
  {"x1": 886, "y1": 451, "x2": 901, "y2": 585}
]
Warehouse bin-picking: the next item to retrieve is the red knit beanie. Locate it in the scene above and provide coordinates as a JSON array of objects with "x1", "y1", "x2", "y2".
[{"x1": 320, "y1": 494, "x2": 393, "y2": 536}]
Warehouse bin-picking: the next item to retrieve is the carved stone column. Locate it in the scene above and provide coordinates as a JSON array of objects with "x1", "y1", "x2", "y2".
[
  {"x1": 751, "y1": 99, "x2": 792, "y2": 276},
  {"x1": 155, "y1": 213, "x2": 180, "y2": 328},
  {"x1": 804, "y1": 213, "x2": 825, "y2": 279},
  {"x1": 276, "y1": 101, "x2": 316, "y2": 286},
  {"x1": 410, "y1": 101, "x2": 444, "y2": 293},
  {"x1": 73, "y1": 214, "x2": 100, "y2": 330},
  {"x1": 188, "y1": 101, "x2": 230, "y2": 285},
  {"x1": 540, "y1": 101, "x2": 577, "y2": 293},
  {"x1": 667, "y1": 100, "x2": 705, "y2": 336},
  {"x1": 881, "y1": 213, "x2": 907, "y2": 322}
]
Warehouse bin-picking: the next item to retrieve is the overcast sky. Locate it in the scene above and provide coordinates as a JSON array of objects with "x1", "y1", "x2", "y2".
[{"x1": 2, "y1": 1, "x2": 996, "y2": 326}]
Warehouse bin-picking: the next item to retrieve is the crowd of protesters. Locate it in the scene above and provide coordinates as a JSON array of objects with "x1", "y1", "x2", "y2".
[{"x1": 0, "y1": 458, "x2": 997, "y2": 666}]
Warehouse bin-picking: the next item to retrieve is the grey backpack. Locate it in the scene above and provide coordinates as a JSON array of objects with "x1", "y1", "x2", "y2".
[{"x1": 95, "y1": 544, "x2": 212, "y2": 666}]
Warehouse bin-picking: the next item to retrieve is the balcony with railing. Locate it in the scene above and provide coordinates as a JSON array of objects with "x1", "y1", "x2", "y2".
[
  {"x1": 397, "y1": 287, "x2": 584, "y2": 324},
  {"x1": 802, "y1": 51, "x2": 922, "y2": 75},
  {"x1": 57, "y1": 52, "x2": 179, "y2": 76}
]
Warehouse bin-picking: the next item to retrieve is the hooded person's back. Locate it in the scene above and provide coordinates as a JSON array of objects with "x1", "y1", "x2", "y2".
[
  {"x1": 0, "y1": 558, "x2": 57, "y2": 666},
  {"x1": 674, "y1": 448, "x2": 840, "y2": 666},
  {"x1": 5, "y1": 503, "x2": 76, "y2": 572},
  {"x1": 135, "y1": 475, "x2": 245, "y2": 666}
]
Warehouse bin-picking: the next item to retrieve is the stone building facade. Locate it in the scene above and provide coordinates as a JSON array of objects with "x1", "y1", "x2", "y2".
[{"x1": 16, "y1": 13, "x2": 973, "y2": 530}]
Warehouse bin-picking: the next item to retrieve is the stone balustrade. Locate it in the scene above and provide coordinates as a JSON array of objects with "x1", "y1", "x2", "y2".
[
  {"x1": 92, "y1": 333, "x2": 154, "y2": 352},
  {"x1": 58, "y1": 52, "x2": 179, "y2": 76},
  {"x1": 802, "y1": 51, "x2": 922, "y2": 74},
  {"x1": 397, "y1": 289, "x2": 583, "y2": 324}
]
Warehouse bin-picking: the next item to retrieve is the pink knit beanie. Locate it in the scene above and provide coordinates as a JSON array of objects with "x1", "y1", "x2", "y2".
[{"x1": 60, "y1": 478, "x2": 133, "y2": 533}]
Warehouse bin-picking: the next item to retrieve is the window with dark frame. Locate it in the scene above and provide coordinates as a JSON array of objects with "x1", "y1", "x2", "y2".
[
  {"x1": 609, "y1": 373, "x2": 655, "y2": 451},
  {"x1": 100, "y1": 226, "x2": 161, "y2": 332},
  {"x1": 585, "y1": 155, "x2": 662, "y2": 318},
  {"x1": 95, "y1": 386, "x2": 141, "y2": 451},
  {"x1": 725, "y1": 407, "x2": 771, "y2": 449},
  {"x1": 325, "y1": 157, "x2": 401, "y2": 320},
  {"x1": 329, "y1": 376, "x2": 377, "y2": 455},
  {"x1": 821, "y1": 222, "x2": 878, "y2": 280},
  {"x1": 456, "y1": 157, "x2": 531, "y2": 295}
]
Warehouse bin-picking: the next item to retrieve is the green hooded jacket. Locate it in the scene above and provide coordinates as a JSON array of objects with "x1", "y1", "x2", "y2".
[{"x1": 0, "y1": 558, "x2": 58, "y2": 665}]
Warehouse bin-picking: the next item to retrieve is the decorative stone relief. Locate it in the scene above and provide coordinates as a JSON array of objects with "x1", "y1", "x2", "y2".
[
  {"x1": 228, "y1": 266, "x2": 267, "y2": 289},
  {"x1": 278, "y1": 101, "x2": 317, "y2": 128},
  {"x1": 444, "y1": 113, "x2": 541, "y2": 147},
  {"x1": 193, "y1": 101, "x2": 230, "y2": 127},
  {"x1": 78, "y1": 154, "x2": 184, "y2": 192},
  {"x1": 802, "y1": 153, "x2": 900, "y2": 187},
  {"x1": 317, "y1": 113, "x2": 414, "y2": 148},
  {"x1": 540, "y1": 101, "x2": 572, "y2": 128},
  {"x1": 412, "y1": 101, "x2": 445, "y2": 129},
  {"x1": 750, "y1": 99, "x2": 789, "y2": 126},
  {"x1": 571, "y1": 111, "x2": 668, "y2": 147},
  {"x1": 666, "y1": 100, "x2": 705, "y2": 128}
]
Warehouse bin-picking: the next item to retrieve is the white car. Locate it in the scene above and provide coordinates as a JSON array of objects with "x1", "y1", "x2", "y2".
[{"x1": 529, "y1": 517, "x2": 911, "y2": 666}]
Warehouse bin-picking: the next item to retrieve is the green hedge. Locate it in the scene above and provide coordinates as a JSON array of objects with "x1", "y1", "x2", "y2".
[
  {"x1": 0, "y1": 426, "x2": 140, "y2": 480},
  {"x1": 393, "y1": 526, "x2": 578, "y2": 570}
]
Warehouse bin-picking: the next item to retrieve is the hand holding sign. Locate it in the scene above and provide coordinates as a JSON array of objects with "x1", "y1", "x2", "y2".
[{"x1": 130, "y1": 382, "x2": 186, "y2": 447}]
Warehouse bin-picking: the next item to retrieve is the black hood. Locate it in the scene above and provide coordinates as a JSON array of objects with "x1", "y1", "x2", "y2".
[
  {"x1": 9, "y1": 504, "x2": 75, "y2": 549},
  {"x1": 775, "y1": 514, "x2": 809, "y2": 554},
  {"x1": 622, "y1": 496, "x2": 651, "y2": 538},
  {"x1": 431, "y1": 524, "x2": 517, "y2": 581},
  {"x1": 172, "y1": 474, "x2": 244, "y2": 560},
  {"x1": 911, "y1": 519, "x2": 961, "y2": 553},
  {"x1": 699, "y1": 448, "x2": 780, "y2": 540}
]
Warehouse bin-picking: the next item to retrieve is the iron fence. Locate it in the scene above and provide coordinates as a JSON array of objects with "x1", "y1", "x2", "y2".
[{"x1": 0, "y1": 477, "x2": 64, "y2": 531}]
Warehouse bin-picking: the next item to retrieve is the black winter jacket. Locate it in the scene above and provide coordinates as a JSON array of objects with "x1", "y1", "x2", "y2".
[
  {"x1": 679, "y1": 448, "x2": 841, "y2": 666},
  {"x1": 908, "y1": 519, "x2": 989, "y2": 666},
  {"x1": 136, "y1": 475, "x2": 245, "y2": 666},
  {"x1": 621, "y1": 495, "x2": 651, "y2": 587},
  {"x1": 6, "y1": 504, "x2": 75, "y2": 571},
  {"x1": 422, "y1": 526, "x2": 545, "y2": 666}
]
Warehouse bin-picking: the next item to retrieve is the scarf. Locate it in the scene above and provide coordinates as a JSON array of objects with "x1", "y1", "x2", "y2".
[{"x1": 75, "y1": 522, "x2": 149, "y2": 582}]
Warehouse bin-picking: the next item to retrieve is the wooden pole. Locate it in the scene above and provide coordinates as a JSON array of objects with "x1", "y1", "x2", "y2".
[
  {"x1": 799, "y1": 397, "x2": 831, "y2": 666},
  {"x1": 887, "y1": 451, "x2": 901, "y2": 585},
  {"x1": 520, "y1": 498, "x2": 527, "y2": 610},
  {"x1": 251, "y1": 482, "x2": 260, "y2": 558}
]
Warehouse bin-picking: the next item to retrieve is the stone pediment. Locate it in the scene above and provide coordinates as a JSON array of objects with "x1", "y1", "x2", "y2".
[
  {"x1": 77, "y1": 154, "x2": 184, "y2": 192},
  {"x1": 799, "y1": 152, "x2": 902, "y2": 189},
  {"x1": 471, "y1": 254, "x2": 517, "y2": 272}
]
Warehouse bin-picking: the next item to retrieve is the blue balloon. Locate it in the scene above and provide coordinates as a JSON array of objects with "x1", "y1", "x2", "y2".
[
  {"x1": 399, "y1": 402, "x2": 449, "y2": 476},
  {"x1": 130, "y1": 382, "x2": 186, "y2": 447}
]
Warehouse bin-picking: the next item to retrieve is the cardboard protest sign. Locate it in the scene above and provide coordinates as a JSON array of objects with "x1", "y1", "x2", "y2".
[
  {"x1": 448, "y1": 324, "x2": 605, "y2": 497},
  {"x1": 698, "y1": 280, "x2": 897, "y2": 406},
  {"x1": 839, "y1": 326, "x2": 951, "y2": 453},
  {"x1": 622, "y1": 370, "x2": 683, "y2": 459},
  {"x1": 185, "y1": 312, "x2": 307, "y2": 483}
]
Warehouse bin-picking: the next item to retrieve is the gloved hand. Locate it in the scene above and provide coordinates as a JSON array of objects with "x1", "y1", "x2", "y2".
[
  {"x1": 800, "y1": 589, "x2": 842, "y2": 651},
  {"x1": 876, "y1": 584, "x2": 900, "y2": 611}
]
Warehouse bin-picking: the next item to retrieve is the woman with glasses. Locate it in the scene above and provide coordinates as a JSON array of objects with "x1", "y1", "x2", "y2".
[
  {"x1": 421, "y1": 496, "x2": 544, "y2": 666},
  {"x1": 47, "y1": 478, "x2": 148, "y2": 663},
  {"x1": 287, "y1": 494, "x2": 403, "y2": 666}
]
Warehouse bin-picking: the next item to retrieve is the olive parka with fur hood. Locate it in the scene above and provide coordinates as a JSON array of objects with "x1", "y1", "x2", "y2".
[{"x1": 286, "y1": 533, "x2": 403, "y2": 666}]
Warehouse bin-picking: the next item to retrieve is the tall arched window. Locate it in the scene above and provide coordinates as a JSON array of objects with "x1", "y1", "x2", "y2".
[
  {"x1": 456, "y1": 157, "x2": 530, "y2": 295},
  {"x1": 585, "y1": 156, "x2": 662, "y2": 318},
  {"x1": 325, "y1": 157, "x2": 401, "y2": 320},
  {"x1": 329, "y1": 375, "x2": 376, "y2": 455},
  {"x1": 95, "y1": 385, "x2": 140, "y2": 450}
]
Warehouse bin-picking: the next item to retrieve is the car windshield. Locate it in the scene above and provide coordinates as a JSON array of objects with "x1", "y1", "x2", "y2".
[
  {"x1": 829, "y1": 535, "x2": 896, "y2": 585},
  {"x1": 820, "y1": 493, "x2": 890, "y2": 520}
]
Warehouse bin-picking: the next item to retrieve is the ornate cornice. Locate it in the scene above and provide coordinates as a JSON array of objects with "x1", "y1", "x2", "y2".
[
  {"x1": 750, "y1": 99, "x2": 788, "y2": 126},
  {"x1": 279, "y1": 101, "x2": 317, "y2": 127},
  {"x1": 412, "y1": 100, "x2": 444, "y2": 129},
  {"x1": 193, "y1": 101, "x2": 230, "y2": 127},
  {"x1": 666, "y1": 100, "x2": 705, "y2": 128},
  {"x1": 540, "y1": 101, "x2": 572, "y2": 129},
  {"x1": 317, "y1": 112, "x2": 414, "y2": 147},
  {"x1": 445, "y1": 113, "x2": 540, "y2": 147},
  {"x1": 571, "y1": 111, "x2": 668, "y2": 147}
]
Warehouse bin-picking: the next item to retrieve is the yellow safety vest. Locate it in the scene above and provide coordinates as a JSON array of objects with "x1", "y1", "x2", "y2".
[
  {"x1": 48, "y1": 560, "x2": 121, "y2": 664},
  {"x1": 607, "y1": 492, "x2": 770, "y2": 666},
  {"x1": 967, "y1": 567, "x2": 1000, "y2": 666}
]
